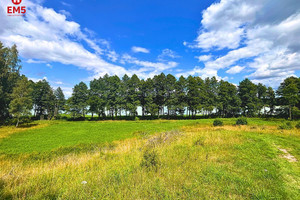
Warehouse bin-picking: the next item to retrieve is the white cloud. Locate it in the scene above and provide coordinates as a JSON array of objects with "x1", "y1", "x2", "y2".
[
  {"x1": 59, "y1": 86, "x2": 73, "y2": 98},
  {"x1": 175, "y1": 66, "x2": 221, "y2": 80},
  {"x1": 189, "y1": 0, "x2": 300, "y2": 87},
  {"x1": 196, "y1": 55, "x2": 212, "y2": 62},
  {"x1": 107, "y1": 50, "x2": 118, "y2": 62},
  {"x1": 26, "y1": 59, "x2": 46, "y2": 64},
  {"x1": 54, "y1": 81, "x2": 63, "y2": 85},
  {"x1": 0, "y1": 0, "x2": 128, "y2": 79},
  {"x1": 120, "y1": 54, "x2": 178, "y2": 79},
  {"x1": 226, "y1": 65, "x2": 245, "y2": 74},
  {"x1": 46, "y1": 63, "x2": 52, "y2": 68},
  {"x1": 0, "y1": 1, "x2": 173, "y2": 80},
  {"x1": 158, "y1": 49, "x2": 180, "y2": 60},
  {"x1": 131, "y1": 46, "x2": 150, "y2": 53}
]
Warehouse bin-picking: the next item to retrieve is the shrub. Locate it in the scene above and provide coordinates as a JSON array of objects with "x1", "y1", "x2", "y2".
[
  {"x1": 278, "y1": 122, "x2": 293, "y2": 130},
  {"x1": 295, "y1": 122, "x2": 300, "y2": 129},
  {"x1": 213, "y1": 119, "x2": 223, "y2": 126},
  {"x1": 236, "y1": 117, "x2": 248, "y2": 125},
  {"x1": 140, "y1": 149, "x2": 159, "y2": 171},
  {"x1": 134, "y1": 116, "x2": 140, "y2": 121}
]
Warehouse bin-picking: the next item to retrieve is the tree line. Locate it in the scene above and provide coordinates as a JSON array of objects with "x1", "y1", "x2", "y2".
[{"x1": 1, "y1": 42, "x2": 299, "y2": 126}]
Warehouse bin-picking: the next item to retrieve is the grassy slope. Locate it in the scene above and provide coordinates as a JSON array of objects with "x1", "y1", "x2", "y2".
[{"x1": 0, "y1": 119, "x2": 299, "y2": 199}]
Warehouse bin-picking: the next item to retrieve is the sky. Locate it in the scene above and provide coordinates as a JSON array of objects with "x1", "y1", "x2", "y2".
[{"x1": 0, "y1": 0, "x2": 300, "y2": 97}]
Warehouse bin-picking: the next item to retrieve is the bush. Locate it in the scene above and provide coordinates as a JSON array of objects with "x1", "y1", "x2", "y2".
[
  {"x1": 278, "y1": 122, "x2": 293, "y2": 130},
  {"x1": 213, "y1": 119, "x2": 223, "y2": 126},
  {"x1": 236, "y1": 117, "x2": 248, "y2": 125},
  {"x1": 134, "y1": 116, "x2": 140, "y2": 121},
  {"x1": 140, "y1": 149, "x2": 159, "y2": 171},
  {"x1": 295, "y1": 122, "x2": 300, "y2": 129}
]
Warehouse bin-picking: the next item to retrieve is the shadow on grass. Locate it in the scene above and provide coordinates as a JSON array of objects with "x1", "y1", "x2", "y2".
[
  {"x1": 0, "y1": 179, "x2": 13, "y2": 200},
  {"x1": 2, "y1": 142, "x2": 117, "y2": 164},
  {"x1": 16, "y1": 124, "x2": 39, "y2": 128}
]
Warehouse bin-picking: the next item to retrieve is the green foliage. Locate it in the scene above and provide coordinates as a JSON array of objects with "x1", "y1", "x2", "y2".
[
  {"x1": 140, "y1": 149, "x2": 159, "y2": 171},
  {"x1": 295, "y1": 122, "x2": 300, "y2": 129},
  {"x1": 54, "y1": 87, "x2": 65, "y2": 118},
  {"x1": 238, "y1": 79, "x2": 259, "y2": 116},
  {"x1": 213, "y1": 119, "x2": 223, "y2": 126},
  {"x1": 174, "y1": 76, "x2": 187, "y2": 115},
  {"x1": 0, "y1": 42, "x2": 21, "y2": 120},
  {"x1": 217, "y1": 80, "x2": 241, "y2": 117},
  {"x1": 278, "y1": 122, "x2": 294, "y2": 130},
  {"x1": 277, "y1": 77, "x2": 300, "y2": 119},
  {"x1": 1, "y1": 39, "x2": 300, "y2": 123},
  {"x1": 67, "y1": 82, "x2": 88, "y2": 118},
  {"x1": 31, "y1": 79, "x2": 56, "y2": 119},
  {"x1": 134, "y1": 116, "x2": 140, "y2": 121},
  {"x1": 9, "y1": 76, "x2": 33, "y2": 127},
  {"x1": 236, "y1": 117, "x2": 248, "y2": 125}
]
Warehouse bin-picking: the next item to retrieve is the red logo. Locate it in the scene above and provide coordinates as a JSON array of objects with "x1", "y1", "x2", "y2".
[
  {"x1": 12, "y1": 0, "x2": 22, "y2": 5},
  {"x1": 7, "y1": 0, "x2": 26, "y2": 16}
]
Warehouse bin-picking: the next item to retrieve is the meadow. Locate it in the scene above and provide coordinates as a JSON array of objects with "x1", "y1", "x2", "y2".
[{"x1": 0, "y1": 118, "x2": 299, "y2": 199}]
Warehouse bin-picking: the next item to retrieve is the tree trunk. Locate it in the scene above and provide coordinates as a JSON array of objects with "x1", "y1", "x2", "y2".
[
  {"x1": 142, "y1": 107, "x2": 145, "y2": 117},
  {"x1": 158, "y1": 107, "x2": 160, "y2": 118},
  {"x1": 16, "y1": 117, "x2": 19, "y2": 127},
  {"x1": 289, "y1": 105, "x2": 292, "y2": 120}
]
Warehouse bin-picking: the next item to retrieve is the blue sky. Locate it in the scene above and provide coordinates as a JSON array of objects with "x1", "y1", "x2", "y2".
[{"x1": 0, "y1": 0, "x2": 300, "y2": 96}]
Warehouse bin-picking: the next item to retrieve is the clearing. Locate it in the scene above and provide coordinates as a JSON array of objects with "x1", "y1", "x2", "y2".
[{"x1": 0, "y1": 118, "x2": 299, "y2": 199}]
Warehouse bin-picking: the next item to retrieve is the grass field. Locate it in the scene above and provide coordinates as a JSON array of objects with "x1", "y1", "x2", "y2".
[{"x1": 0, "y1": 118, "x2": 299, "y2": 199}]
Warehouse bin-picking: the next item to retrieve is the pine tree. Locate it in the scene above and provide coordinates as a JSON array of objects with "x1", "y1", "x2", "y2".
[
  {"x1": 68, "y1": 82, "x2": 89, "y2": 118},
  {"x1": 238, "y1": 78, "x2": 259, "y2": 116},
  {"x1": 174, "y1": 76, "x2": 187, "y2": 116},
  {"x1": 165, "y1": 74, "x2": 176, "y2": 118},
  {"x1": 127, "y1": 74, "x2": 140, "y2": 116},
  {"x1": 217, "y1": 80, "x2": 241, "y2": 117},
  {"x1": 31, "y1": 79, "x2": 56, "y2": 120},
  {"x1": 257, "y1": 83, "x2": 267, "y2": 115},
  {"x1": 277, "y1": 77, "x2": 299, "y2": 119},
  {"x1": 54, "y1": 87, "x2": 65, "y2": 118},
  {"x1": 266, "y1": 87, "x2": 276, "y2": 115},
  {"x1": 153, "y1": 73, "x2": 166, "y2": 117}
]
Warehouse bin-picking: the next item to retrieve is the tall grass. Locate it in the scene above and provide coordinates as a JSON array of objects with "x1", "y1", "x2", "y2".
[{"x1": 0, "y1": 119, "x2": 299, "y2": 199}]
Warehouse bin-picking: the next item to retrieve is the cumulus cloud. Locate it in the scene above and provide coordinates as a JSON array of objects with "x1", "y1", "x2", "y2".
[
  {"x1": 0, "y1": 0, "x2": 180, "y2": 81},
  {"x1": 0, "y1": 0, "x2": 129, "y2": 79},
  {"x1": 196, "y1": 55, "x2": 212, "y2": 62},
  {"x1": 131, "y1": 46, "x2": 150, "y2": 53},
  {"x1": 188, "y1": 0, "x2": 300, "y2": 87},
  {"x1": 226, "y1": 65, "x2": 245, "y2": 74}
]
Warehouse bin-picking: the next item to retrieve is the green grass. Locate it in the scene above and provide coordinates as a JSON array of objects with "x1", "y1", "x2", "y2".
[
  {"x1": 0, "y1": 118, "x2": 299, "y2": 199},
  {"x1": 0, "y1": 120, "x2": 200, "y2": 154},
  {"x1": 0, "y1": 118, "x2": 290, "y2": 154}
]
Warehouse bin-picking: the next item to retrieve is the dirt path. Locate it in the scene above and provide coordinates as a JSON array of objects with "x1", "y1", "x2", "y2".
[{"x1": 278, "y1": 147, "x2": 298, "y2": 162}]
